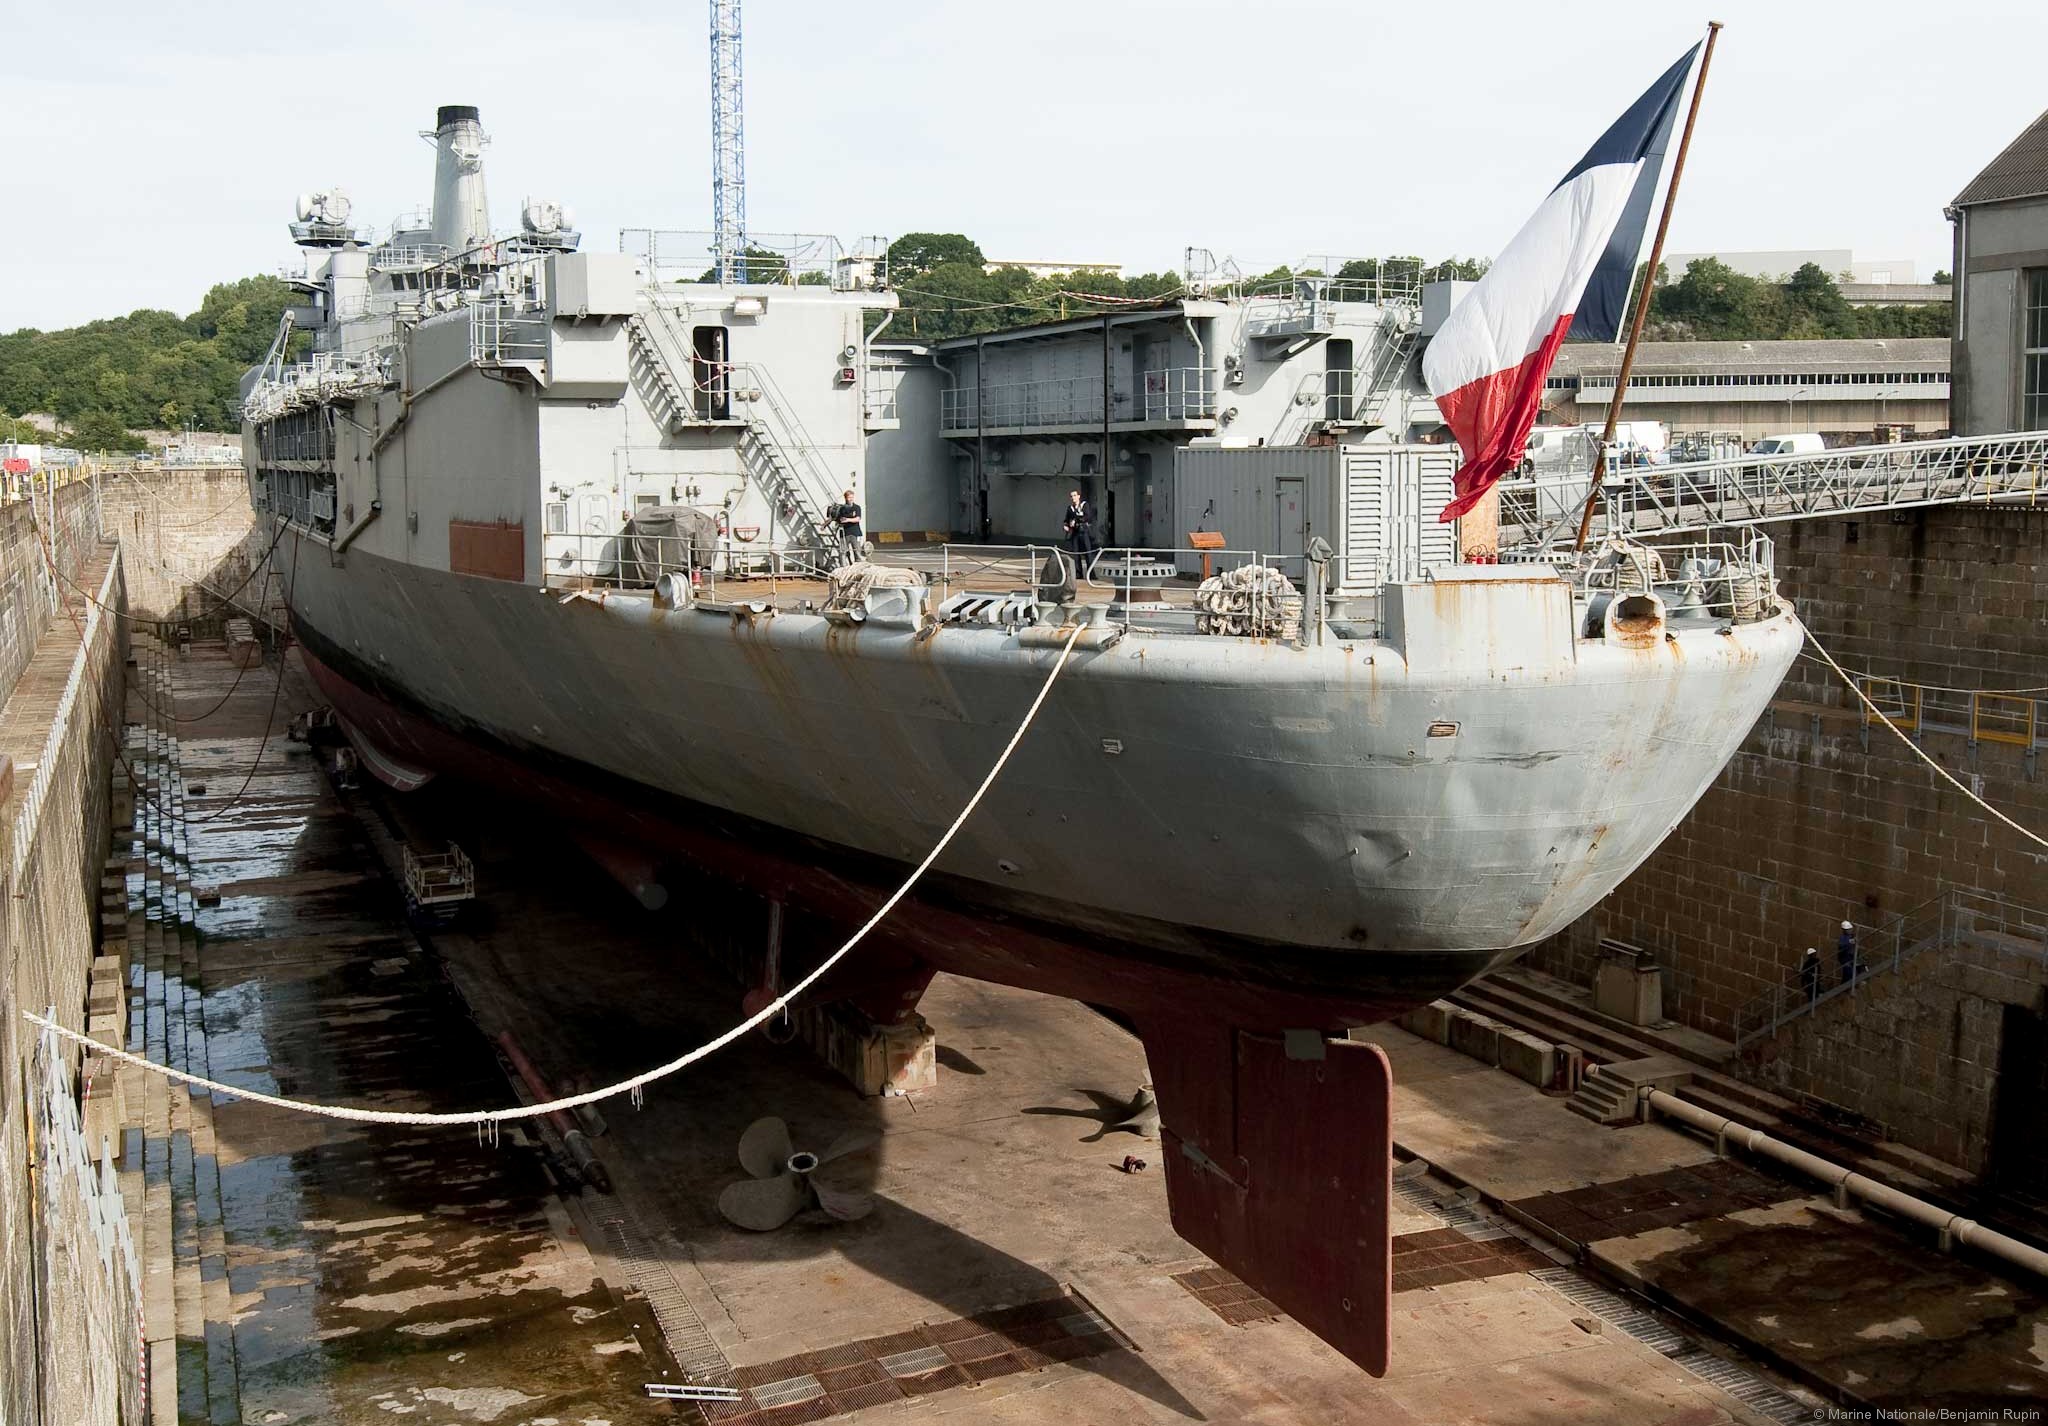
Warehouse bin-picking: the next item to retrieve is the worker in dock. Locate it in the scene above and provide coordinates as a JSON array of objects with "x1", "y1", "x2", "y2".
[
  {"x1": 828, "y1": 489, "x2": 863, "y2": 565},
  {"x1": 1063, "y1": 488, "x2": 1099, "y2": 576},
  {"x1": 1836, "y1": 920, "x2": 1859, "y2": 988},
  {"x1": 1800, "y1": 947, "x2": 1821, "y2": 1005}
]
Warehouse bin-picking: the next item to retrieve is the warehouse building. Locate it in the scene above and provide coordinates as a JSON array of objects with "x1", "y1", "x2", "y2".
[{"x1": 1542, "y1": 337, "x2": 1950, "y2": 441}]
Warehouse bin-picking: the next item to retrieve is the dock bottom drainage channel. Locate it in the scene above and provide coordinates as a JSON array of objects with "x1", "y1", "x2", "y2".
[
  {"x1": 702, "y1": 1287, "x2": 1131, "y2": 1424},
  {"x1": 1528, "y1": 1268, "x2": 1812, "y2": 1423}
]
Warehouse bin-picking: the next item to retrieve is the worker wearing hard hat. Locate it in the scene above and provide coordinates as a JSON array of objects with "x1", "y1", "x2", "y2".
[{"x1": 1836, "y1": 921, "x2": 1859, "y2": 988}]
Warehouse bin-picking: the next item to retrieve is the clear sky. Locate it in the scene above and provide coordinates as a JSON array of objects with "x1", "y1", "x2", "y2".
[{"x1": 2, "y1": 0, "x2": 2038, "y2": 332}]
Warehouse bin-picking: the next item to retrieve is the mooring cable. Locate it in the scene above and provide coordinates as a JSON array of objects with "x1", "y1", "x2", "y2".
[
  {"x1": 36, "y1": 519, "x2": 300, "y2": 826},
  {"x1": 105, "y1": 534, "x2": 301, "y2": 827},
  {"x1": 24, "y1": 620, "x2": 1089, "y2": 1128},
  {"x1": 32, "y1": 508, "x2": 288, "y2": 634},
  {"x1": 29, "y1": 506, "x2": 287, "y2": 728}
]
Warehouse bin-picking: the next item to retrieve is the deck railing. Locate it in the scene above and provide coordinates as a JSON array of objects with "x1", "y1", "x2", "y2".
[
  {"x1": 940, "y1": 368, "x2": 1216, "y2": 431},
  {"x1": 1499, "y1": 430, "x2": 2048, "y2": 547},
  {"x1": 1500, "y1": 529, "x2": 1779, "y2": 623},
  {"x1": 1854, "y1": 675, "x2": 2048, "y2": 756},
  {"x1": 538, "y1": 532, "x2": 1319, "y2": 635}
]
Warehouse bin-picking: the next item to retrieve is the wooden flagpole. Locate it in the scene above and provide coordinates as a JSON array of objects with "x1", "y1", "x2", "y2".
[{"x1": 1571, "y1": 21, "x2": 1723, "y2": 553}]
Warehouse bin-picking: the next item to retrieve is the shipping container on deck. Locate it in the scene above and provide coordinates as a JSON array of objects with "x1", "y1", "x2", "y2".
[{"x1": 1171, "y1": 443, "x2": 1459, "y2": 598}]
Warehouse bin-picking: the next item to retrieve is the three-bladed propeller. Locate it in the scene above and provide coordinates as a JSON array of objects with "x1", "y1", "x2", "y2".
[{"x1": 716, "y1": 1116, "x2": 881, "y2": 1231}]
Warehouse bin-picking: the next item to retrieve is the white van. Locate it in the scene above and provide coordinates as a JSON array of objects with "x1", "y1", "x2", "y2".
[
  {"x1": 1747, "y1": 433, "x2": 1826, "y2": 458},
  {"x1": 1520, "y1": 426, "x2": 1592, "y2": 474}
]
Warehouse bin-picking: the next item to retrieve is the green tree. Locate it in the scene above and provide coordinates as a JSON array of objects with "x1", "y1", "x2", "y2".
[
  {"x1": 693, "y1": 244, "x2": 800, "y2": 283},
  {"x1": 1931, "y1": 269, "x2": 1952, "y2": 286},
  {"x1": 1784, "y1": 262, "x2": 1857, "y2": 337},
  {"x1": 68, "y1": 410, "x2": 147, "y2": 453},
  {"x1": 885, "y1": 233, "x2": 986, "y2": 280},
  {"x1": 1649, "y1": 257, "x2": 1784, "y2": 339},
  {"x1": 191, "y1": 276, "x2": 295, "y2": 365},
  {"x1": 1853, "y1": 303, "x2": 1953, "y2": 338},
  {"x1": 1, "y1": 275, "x2": 309, "y2": 430}
]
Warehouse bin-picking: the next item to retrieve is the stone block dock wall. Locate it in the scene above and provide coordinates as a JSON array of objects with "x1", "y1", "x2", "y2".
[
  {"x1": 1525, "y1": 505, "x2": 2048, "y2": 1179},
  {"x1": 0, "y1": 467, "x2": 261, "y2": 1424}
]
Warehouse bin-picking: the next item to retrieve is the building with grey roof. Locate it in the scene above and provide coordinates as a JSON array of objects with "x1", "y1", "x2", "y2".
[
  {"x1": 1666, "y1": 249, "x2": 1919, "y2": 283},
  {"x1": 1949, "y1": 108, "x2": 2048, "y2": 434},
  {"x1": 1837, "y1": 282, "x2": 1950, "y2": 308},
  {"x1": 1542, "y1": 337, "x2": 1949, "y2": 441}
]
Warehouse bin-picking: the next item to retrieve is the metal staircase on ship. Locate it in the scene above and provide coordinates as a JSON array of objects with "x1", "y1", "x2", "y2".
[{"x1": 626, "y1": 301, "x2": 841, "y2": 560}]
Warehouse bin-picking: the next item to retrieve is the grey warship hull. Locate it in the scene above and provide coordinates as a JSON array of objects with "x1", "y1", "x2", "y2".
[{"x1": 278, "y1": 528, "x2": 1799, "y2": 1020}]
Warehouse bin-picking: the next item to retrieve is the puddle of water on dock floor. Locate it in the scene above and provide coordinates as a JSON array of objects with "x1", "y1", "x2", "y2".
[{"x1": 164, "y1": 648, "x2": 670, "y2": 1425}]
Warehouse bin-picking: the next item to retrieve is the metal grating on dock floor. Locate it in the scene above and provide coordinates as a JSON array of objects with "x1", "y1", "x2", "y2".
[
  {"x1": 1395, "y1": 1176, "x2": 1515, "y2": 1241},
  {"x1": 1529, "y1": 1266, "x2": 1691, "y2": 1355},
  {"x1": 1668, "y1": 1348, "x2": 1812, "y2": 1424},
  {"x1": 597, "y1": 1212, "x2": 732, "y2": 1384},
  {"x1": 1528, "y1": 1268, "x2": 1811, "y2": 1422}
]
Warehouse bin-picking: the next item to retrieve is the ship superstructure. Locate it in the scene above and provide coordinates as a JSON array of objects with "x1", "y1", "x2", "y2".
[{"x1": 242, "y1": 107, "x2": 1802, "y2": 1377}]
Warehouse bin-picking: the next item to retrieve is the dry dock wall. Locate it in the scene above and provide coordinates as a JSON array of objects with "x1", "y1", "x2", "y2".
[
  {"x1": 95, "y1": 466, "x2": 268, "y2": 628},
  {"x1": 0, "y1": 479, "x2": 135, "y2": 1426},
  {"x1": 0, "y1": 478, "x2": 101, "y2": 702},
  {"x1": 0, "y1": 468, "x2": 271, "y2": 1423},
  {"x1": 1526, "y1": 505, "x2": 2048, "y2": 1179}
]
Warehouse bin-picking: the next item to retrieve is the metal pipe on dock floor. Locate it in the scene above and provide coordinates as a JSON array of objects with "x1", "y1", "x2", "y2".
[
  {"x1": 497, "y1": 1030, "x2": 612, "y2": 1193},
  {"x1": 1641, "y1": 1088, "x2": 2048, "y2": 1281}
]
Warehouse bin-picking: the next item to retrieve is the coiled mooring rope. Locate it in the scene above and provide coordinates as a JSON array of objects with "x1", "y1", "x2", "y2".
[{"x1": 24, "y1": 621, "x2": 1089, "y2": 1129}]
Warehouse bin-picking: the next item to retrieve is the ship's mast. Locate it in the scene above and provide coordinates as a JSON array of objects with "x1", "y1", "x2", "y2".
[{"x1": 710, "y1": 0, "x2": 747, "y2": 284}]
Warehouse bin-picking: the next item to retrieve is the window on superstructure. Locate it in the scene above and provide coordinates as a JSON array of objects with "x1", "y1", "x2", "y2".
[
  {"x1": 2024, "y1": 270, "x2": 2048, "y2": 430},
  {"x1": 545, "y1": 501, "x2": 566, "y2": 534}
]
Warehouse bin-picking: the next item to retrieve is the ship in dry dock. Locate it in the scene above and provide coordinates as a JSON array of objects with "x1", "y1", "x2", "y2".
[{"x1": 242, "y1": 105, "x2": 1801, "y2": 1373}]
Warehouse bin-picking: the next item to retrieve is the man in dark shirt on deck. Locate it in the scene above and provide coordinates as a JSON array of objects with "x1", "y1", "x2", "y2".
[{"x1": 828, "y1": 489, "x2": 863, "y2": 565}]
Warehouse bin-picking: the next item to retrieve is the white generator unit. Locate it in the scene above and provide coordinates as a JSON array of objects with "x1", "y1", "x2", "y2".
[{"x1": 1172, "y1": 443, "x2": 1460, "y2": 599}]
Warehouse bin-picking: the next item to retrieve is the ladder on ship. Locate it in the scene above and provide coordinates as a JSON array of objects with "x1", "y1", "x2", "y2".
[
  {"x1": 626, "y1": 301, "x2": 841, "y2": 560},
  {"x1": 1274, "y1": 302, "x2": 1421, "y2": 444},
  {"x1": 1353, "y1": 306, "x2": 1419, "y2": 428},
  {"x1": 1498, "y1": 430, "x2": 2048, "y2": 549},
  {"x1": 732, "y1": 365, "x2": 839, "y2": 561}
]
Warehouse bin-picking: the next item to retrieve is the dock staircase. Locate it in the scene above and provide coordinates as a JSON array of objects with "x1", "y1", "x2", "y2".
[
  {"x1": 106, "y1": 634, "x2": 241, "y2": 1426},
  {"x1": 1565, "y1": 1071, "x2": 1638, "y2": 1126},
  {"x1": 1729, "y1": 888, "x2": 2048, "y2": 1052},
  {"x1": 625, "y1": 300, "x2": 840, "y2": 562},
  {"x1": 1442, "y1": 966, "x2": 1977, "y2": 1204}
]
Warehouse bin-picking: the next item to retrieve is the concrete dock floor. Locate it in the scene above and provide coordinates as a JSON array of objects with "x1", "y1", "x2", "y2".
[
  {"x1": 127, "y1": 634, "x2": 2047, "y2": 1424},
  {"x1": 1351, "y1": 1026, "x2": 2048, "y2": 1417}
]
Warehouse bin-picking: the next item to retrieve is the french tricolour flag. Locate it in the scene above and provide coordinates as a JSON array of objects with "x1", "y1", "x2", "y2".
[{"x1": 1424, "y1": 45, "x2": 1699, "y2": 521}]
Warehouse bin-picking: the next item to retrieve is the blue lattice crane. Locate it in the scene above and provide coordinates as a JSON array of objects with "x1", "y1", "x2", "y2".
[{"x1": 709, "y1": 0, "x2": 747, "y2": 284}]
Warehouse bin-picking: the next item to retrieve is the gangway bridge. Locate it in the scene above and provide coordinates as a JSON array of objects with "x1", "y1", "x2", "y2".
[{"x1": 1499, "y1": 430, "x2": 2048, "y2": 550}]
